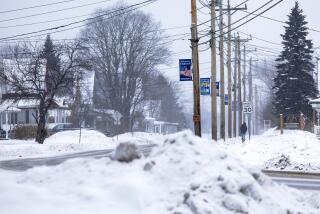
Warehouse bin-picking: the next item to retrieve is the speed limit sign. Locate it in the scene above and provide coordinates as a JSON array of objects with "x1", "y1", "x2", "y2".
[{"x1": 243, "y1": 102, "x2": 253, "y2": 114}]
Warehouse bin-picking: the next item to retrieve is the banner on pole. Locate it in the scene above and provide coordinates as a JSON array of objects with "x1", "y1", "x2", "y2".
[
  {"x1": 224, "y1": 94, "x2": 228, "y2": 105},
  {"x1": 179, "y1": 59, "x2": 192, "y2": 81},
  {"x1": 200, "y1": 78, "x2": 210, "y2": 95},
  {"x1": 216, "y1": 81, "x2": 220, "y2": 96}
]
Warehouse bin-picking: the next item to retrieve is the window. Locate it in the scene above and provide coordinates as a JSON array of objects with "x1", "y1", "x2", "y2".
[{"x1": 1, "y1": 113, "x2": 6, "y2": 124}]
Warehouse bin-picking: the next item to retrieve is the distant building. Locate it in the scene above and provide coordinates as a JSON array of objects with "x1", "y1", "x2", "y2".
[{"x1": 0, "y1": 93, "x2": 70, "y2": 139}]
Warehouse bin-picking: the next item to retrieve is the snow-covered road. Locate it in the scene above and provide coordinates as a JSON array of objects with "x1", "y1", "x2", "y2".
[{"x1": 0, "y1": 144, "x2": 155, "y2": 171}]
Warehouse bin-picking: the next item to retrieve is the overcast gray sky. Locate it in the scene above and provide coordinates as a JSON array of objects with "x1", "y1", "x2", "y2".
[{"x1": 1, "y1": 0, "x2": 319, "y2": 128}]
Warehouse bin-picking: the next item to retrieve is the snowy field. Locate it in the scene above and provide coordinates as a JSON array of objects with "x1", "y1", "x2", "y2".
[
  {"x1": 0, "y1": 131, "x2": 319, "y2": 214},
  {"x1": 221, "y1": 129, "x2": 320, "y2": 172},
  {"x1": 0, "y1": 130, "x2": 164, "y2": 160}
]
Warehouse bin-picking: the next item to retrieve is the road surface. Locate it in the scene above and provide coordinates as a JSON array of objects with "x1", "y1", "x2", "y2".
[
  {"x1": 0, "y1": 144, "x2": 155, "y2": 171},
  {"x1": 1, "y1": 145, "x2": 320, "y2": 191}
]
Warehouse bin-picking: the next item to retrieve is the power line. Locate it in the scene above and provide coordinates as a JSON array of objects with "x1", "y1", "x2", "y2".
[
  {"x1": 238, "y1": 8, "x2": 320, "y2": 33},
  {"x1": 0, "y1": 0, "x2": 81, "y2": 14},
  {"x1": 0, "y1": 0, "x2": 111, "y2": 24},
  {"x1": 197, "y1": 0, "x2": 249, "y2": 27},
  {"x1": 0, "y1": 0, "x2": 157, "y2": 41},
  {"x1": 200, "y1": 0, "x2": 284, "y2": 45}
]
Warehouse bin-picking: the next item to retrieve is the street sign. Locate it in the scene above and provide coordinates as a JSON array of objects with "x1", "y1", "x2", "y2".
[
  {"x1": 243, "y1": 101, "x2": 253, "y2": 114},
  {"x1": 224, "y1": 94, "x2": 228, "y2": 105},
  {"x1": 179, "y1": 59, "x2": 192, "y2": 81},
  {"x1": 200, "y1": 78, "x2": 210, "y2": 95}
]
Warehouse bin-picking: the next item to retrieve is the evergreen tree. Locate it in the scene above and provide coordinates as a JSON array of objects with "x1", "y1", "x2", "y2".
[
  {"x1": 273, "y1": 1, "x2": 318, "y2": 119},
  {"x1": 42, "y1": 34, "x2": 61, "y2": 94}
]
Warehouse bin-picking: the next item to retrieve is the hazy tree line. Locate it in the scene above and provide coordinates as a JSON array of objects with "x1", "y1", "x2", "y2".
[{"x1": 0, "y1": 3, "x2": 187, "y2": 143}]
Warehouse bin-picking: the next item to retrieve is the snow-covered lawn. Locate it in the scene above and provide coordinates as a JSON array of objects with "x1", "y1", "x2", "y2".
[
  {"x1": 0, "y1": 131, "x2": 319, "y2": 214},
  {"x1": 0, "y1": 130, "x2": 165, "y2": 160},
  {"x1": 0, "y1": 130, "x2": 115, "y2": 160},
  {"x1": 221, "y1": 129, "x2": 320, "y2": 172}
]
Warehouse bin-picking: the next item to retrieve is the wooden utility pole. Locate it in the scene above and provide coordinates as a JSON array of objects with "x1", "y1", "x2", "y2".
[
  {"x1": 248, "y1": 57, "x2": 258, "y2": 137},
  {"x1": 254, "y1": 85, "x2": 259, "y2": 134},
  {"x1": 211, "y1": 0, "x2": 217, "y2": 140},
  {"x1": 233, "y1": 34, "x2": 237, "y2": 137},
  {"x1": 227, "y1": 0, "x2": 232, "y2": 138},
  {"x1": 248, "y1": 57, "x2": 252, "y2": 140},
  {"x1": 219, "y1": 0, "x2": 225, "y2": 140},
  {"x1": 237, "y1": 33, "x2": 242, "y2": 130},
  {"x1": 191, "y1": 0, "x2": 201, "y2": 136},
  {"x1": 242, "y1": 44, "x2": 247, "y2": 127}
]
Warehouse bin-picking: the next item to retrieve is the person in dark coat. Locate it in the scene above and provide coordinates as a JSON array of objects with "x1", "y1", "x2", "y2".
[{"x1": 240, "y1": 122, "x2": 247, "y2": 143}]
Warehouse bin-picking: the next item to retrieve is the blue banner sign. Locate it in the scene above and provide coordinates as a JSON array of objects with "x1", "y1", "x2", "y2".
[
  {"x1": 200, "y1": 78, "x2": 211, "y2": 95},
  {"x1": 179, "y1": 59, "x2": 192, "y2": 81}
]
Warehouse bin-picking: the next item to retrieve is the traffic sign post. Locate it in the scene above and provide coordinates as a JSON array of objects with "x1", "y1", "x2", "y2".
[{"x1": 243, "y1": 101, "x2": 253, "y2": 114}]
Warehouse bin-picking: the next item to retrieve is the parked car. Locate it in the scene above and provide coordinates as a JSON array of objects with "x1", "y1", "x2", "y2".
[{"x1": 48, "y1": 123, "x2": 77, "y2": 135}]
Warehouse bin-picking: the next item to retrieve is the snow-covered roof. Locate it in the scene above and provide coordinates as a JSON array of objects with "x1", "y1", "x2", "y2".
[
  {"x1": 154, "y1": 121, "x2": 179, "y2": 126},
  {"x1": 309, "y1": 98, "x2": 320, "y2": 104},
  {"x1": 0, "y1": 98, "x2": 69, "y2": 112}
]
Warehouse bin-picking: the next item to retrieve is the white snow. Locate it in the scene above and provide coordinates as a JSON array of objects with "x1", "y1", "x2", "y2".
[
  {"x1": 0, "y1": 131, "x2": 319, "y2": 214},
  {"x1": 221, "y1": 129, "x2": 320, "y2": 171},
  {"x1": 0, "y1": 130, "x2": 115, "y2": 160},
  {"x1": 0, "y1": 131, "x2": 165, "y2": 160}
]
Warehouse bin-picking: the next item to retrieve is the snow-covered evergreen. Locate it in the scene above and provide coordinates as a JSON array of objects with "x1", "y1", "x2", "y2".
[{"x1": 273, "y1": 1, "x2": 318, "y2": 119}]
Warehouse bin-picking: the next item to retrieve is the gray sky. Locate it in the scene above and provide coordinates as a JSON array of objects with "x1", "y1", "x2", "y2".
[{"x1": 1, "y1": 0, "x2": 319, "y2": 128}]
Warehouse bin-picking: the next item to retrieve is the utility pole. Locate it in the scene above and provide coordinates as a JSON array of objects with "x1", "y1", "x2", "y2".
[
  {"x1": 219, "y1": 0, "x2": 225, "y2": 140},
  {"x1": 316, "y1": 57, "x2": 319, "y2": 91},
  {"x1": 227, "y1": 0, "x2": 232, "y2": 138},
  {"x1": 248, "y1": 57, "x2": 258, "y2": 137},
  {"x1": 254, "y1": 85, "x2": 258, "y2": 134},
  {"x1": 248, "y1": 58, "x2": 252, "y2": 139},
  {"x1": 242, "y1": 44, "x2": 247, "y2": 127},
  {"x1": 212, "y1": 1, "x2": 247, "y2": 139},
  {"x1": 191, "y1": 0, "x2": 201, "y2": 136},
  {"x1": 237, "y1": 33, "x2": 242, "y2": 130},
  {"x1": 211, "y1": 0, "x2": 217, "y2": 140},
  {"x1": 233, "y1": 34, "x2": 237, "y2": 137}
]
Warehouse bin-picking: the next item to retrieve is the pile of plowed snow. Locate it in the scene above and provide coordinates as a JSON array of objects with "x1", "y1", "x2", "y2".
[
  {"x1": 223, "y1": 129, "x2": 320, "y2": 171},
  {"x1": 0, "y1": 131, "x2": 319, "y2": 214}
]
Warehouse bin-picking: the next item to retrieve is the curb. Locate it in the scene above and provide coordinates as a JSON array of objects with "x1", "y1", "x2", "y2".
[{"x1": 262, "y1": 169, "x2": 320, "y2": 179}]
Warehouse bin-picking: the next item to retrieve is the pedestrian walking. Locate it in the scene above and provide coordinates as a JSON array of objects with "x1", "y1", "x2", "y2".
[{"x1": 240, "y1": 122, "x2": 247, "y2": 143}]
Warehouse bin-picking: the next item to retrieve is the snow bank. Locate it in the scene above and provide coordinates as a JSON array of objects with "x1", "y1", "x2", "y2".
[
  {"x1": 0, "y1": 130, "x2": 114, "y2": 160},
  {"x1": 222, "y1": 129, "x2": 320, "y2": 171},
  {"x1": 113, "y1": 132, "x2": 166, "y2": 145},
  {"x1": 0, "y1": 131, "x2": 319, "y2": 214},
  {"x1": 45, "y1": 129, "x2": 110, "y2": 144}
]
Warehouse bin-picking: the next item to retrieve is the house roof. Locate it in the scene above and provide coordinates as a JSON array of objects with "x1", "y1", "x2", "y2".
[{"x1": 0, "y1": 98, "x2": 68, "y2": 112}]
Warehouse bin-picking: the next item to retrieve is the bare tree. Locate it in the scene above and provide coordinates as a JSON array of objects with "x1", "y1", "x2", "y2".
[
  {"x1": 0, "y1": 39, "x2": 86, "y2": 144},
  {"x1": 80, "y1": 4, "x2": 170, "y2": 133}
]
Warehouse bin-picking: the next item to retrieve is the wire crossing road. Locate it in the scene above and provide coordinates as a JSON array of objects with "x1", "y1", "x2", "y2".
[{"x1": 0, "y1": 144, "x2": 155, "y2": 171}]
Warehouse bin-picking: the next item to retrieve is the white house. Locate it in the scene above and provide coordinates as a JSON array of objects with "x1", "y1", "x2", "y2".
[{"x1": 0, "y1": 96, "x2": 71, "y2": 139}]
